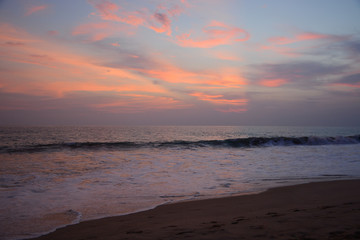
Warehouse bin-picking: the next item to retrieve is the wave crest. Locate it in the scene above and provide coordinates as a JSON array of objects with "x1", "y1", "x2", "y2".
[{"x1": 1, "y1": 135, "x2": 359, "y2": 153}]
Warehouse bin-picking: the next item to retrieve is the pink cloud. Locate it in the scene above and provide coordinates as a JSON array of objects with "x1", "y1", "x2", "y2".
[
  {"x1": 190, "y1": 92, "x2": 248, "y2": 112},
  {"x1": 88, "y1": 0, "x2": 188, "y2": 36},
  {"x1": 138, "y1": 58, "x2": 247, "y2": 89},
  {"x1": 0, "y1": 23, "x2": 169, "y2": 100},
  {"x1": 261, "y1": 31, "x2": 345, "y2": 56},
  {"x1": 190, "y1": 92, "x2": 247, "y2": 106},
  {"x1": 297, "y1": 33, "x2": 329, "y2": 41},
  {"x1": 140, "y1": 66, "x2": 202, "y2": 85},
  {"x1": 47, "y1": 30, "x2": 58, "y2": 36},
  {"x1": 330, "y1": 73, "x2": 360, "y2": 89},
  {"x1": 332, "y1": 83, "x2": 360, "y2": 88},
  {"x1": 205, "y1": 67, "x2": 248, "y2": 87},
  {"x1": 217, "y1": 107, "x2": 247, "y2": 113},
  {"x1": 180, "y1": 0, "x2": 191, "y2": 8},
  {"x1": 268, "y1": 32, "x2": 329, "y2": 45},
  {"x1": 92, "y1": 95, "x2": 190, "y2": 113},
  {"x1": 164, "y1": 4, "x2": 184, "y2": 17},
  {"x1": 259, "y1": 45, "x2": 299, "y2": 57},
  {"x1": 176, "y1": 21, "x2": 250, "y2": 48},
  {"x1": 148, "y1": 12, "x2": 172, "y2": 35},
  {"x1": 88, "y1": 0, "x2": 146, "y2": 27},
  {"x1": 1, "y1": 22, "x2": 250, "y2": 114},
  {"x1": 72, "y1": 22, "x2": 114, "y2": 41},
  {"x1": 25, "y1": 5, "x2": 48, "y2": 16},
  {"x1": 211, "y1": 50, "x2": 242, "y2": 61},
  {"x1": 72, "y1": 22, "x2": 109, "y2": 35},
  {"x1": 259, "y1": 78, "x2": 288, "y2": 87}
]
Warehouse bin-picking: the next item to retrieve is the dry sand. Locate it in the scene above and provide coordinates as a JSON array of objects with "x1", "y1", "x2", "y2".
[{"x1": 30, "y1": 179, "x2": 360, "y2": 240}]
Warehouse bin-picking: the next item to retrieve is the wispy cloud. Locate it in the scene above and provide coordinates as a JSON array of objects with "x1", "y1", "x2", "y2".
[
  {"x1": 72, "y1": 22, "x2": 123, "y2": 42},
  {"x1": 88, "y1": 0, "x2": 187, "y2": 36},
  {"x1": 0, "y1": 23, "x2": 188, "y2": 113},
  {"x1": 210, "y1": 50, "x2": 242, "y2": 61},
  {"x1": 47, "y1": 30, "x2": 58, "y2": 36},
  {"x1": 25, "y1": 5, "x2": 48, "y2": 16},
  {"x1": 92, "y1": 94, "x2": 190, "y2": 113},
  {"x1": 339, "y1": 39, "x2": 360, "y2": 61},
  {"x1": 268, "y1": 32, "x2": 330, "y2": 45},
  {"x1": 259, "y1": 45, "x2": 299, "y2": 57},
  {"x1": 149, "y1": 12, "x2": 172, "y2": 35},
  {"x1": 259, "y1": 79, "x2": 288, "y2": 87},
  {"x1": 249, "y1": 61, "x2": 347, "y2": 88},
  {"x1": 190, "y1": 92, "x2": 248, "y2": 112},
  {"x1": 331, "y1": 73, "x2": 360, "y2": 88},
  {"x1": 176, "y1": 21, "x2": 250, "y2": 48},
  {"x1": 88, "y1": 0, "x2": 145, "y2": 25},
  {"x1": 135, "y1": 57, "x2": 247, "y2": 90},
  {"x1": 261, "y1": 31, "x2": 348, "y2": 57}
]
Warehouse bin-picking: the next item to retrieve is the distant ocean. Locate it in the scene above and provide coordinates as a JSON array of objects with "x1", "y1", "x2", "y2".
[{"x1": 1, "y1": 126, "x2": 360, "y2": 240}]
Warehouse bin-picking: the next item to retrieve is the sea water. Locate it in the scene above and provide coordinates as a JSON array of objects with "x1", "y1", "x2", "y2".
[{"x1": 0, "y1": 126, "x2": 360, "y2": 239}]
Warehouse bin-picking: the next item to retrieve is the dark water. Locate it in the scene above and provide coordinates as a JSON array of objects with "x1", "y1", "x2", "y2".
[{"x1": 1, "y1": 126, "x2": 360, "y2": 239}]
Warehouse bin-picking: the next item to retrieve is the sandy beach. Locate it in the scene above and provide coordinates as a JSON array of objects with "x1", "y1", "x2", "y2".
[{"x1": 29, "y1": 179, "x2": 360, "y2": 240}]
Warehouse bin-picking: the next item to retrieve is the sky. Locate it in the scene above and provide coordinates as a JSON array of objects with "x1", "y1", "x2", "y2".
[{"x1": 0, "y1": 0, "x2": 360, "y2": 126}]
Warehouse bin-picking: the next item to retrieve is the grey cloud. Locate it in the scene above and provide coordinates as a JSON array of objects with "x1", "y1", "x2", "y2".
[
  {"x1": 154, "y1": 13, "x2": 170, "y2": 26},
  {"x1": 4, "y1": 41, "x2": 25, "y2": 46},
  {"x1": 97, "y1": 45, "x2": 159, "y2": 70},
  {"x1": 345, "y1": 40, "x2": 360, "y2": 53},
  {"x1": 342, "y1": 39, "x2": 360, "y2": 61},
  {"x1": 333, "y1": 73, "x2": 360, "y2": 87},
  {"x1": 104, "y1": 54, "x2": 158, "y2": 70},
  {"x1": 248, "y1": 61, "x2": 347, "y2": 86},
  {"x1": 308, "y1": 37, "x2": 360, "y2": 61}
]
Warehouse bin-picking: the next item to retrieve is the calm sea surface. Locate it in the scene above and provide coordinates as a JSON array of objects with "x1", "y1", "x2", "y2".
[{"x1": 1, "y1": 126, "x2": 360, "y2": 239}]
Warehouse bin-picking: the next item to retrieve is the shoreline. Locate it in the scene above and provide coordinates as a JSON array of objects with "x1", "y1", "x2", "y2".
[{"x1": 29, "y1": 179, "x2": 360, "y2": 240}]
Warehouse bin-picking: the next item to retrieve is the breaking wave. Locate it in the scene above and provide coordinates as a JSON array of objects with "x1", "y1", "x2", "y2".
[{"x1": 1, "y1": 135, "x2": 360, "y2": 153}]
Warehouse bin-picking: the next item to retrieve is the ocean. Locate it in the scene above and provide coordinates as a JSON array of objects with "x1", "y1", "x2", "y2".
[{"x1": 1, "y1": 126, "x2": 360, "y2": 240}]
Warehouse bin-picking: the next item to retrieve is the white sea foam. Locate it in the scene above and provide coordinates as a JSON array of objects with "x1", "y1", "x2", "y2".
[{"x1": 1, "y1": 126, "x2": 360, "y2": 239}]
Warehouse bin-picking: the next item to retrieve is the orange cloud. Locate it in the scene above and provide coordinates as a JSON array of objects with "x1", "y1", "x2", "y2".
[
  {"x1": 176, "y1": 21, "x2": 250, "y2": 48},
  {"x1": 180, "y1": 0, "x2": 191, "y2": 8},
  {"x1": 148, "y1": 12, "x2": 172, "y2": 36},
  {"x1": 0, "y1": 24, "x2": 199, "y2": 113},
  {"x1": 47, "y1": 30, "x2": 58, "y2": 36},
  {"x1": 1, "y1": 22, "x2": 250, "y2": 114},
  {"x1": 261, "y1": 32, "x2": 334, "y2": 56},
  {"x1": 88, "y1": 0, "x2": 187, "y2": 36},
  {"x1": 331, "y1": 83, "x2": 360, "y2": 88},
  {"x1": 215, "y1": 68, "x2": 248, "y2": 86},
  {"x1": 259, "y1": 78, "x2": 288, "y2": 87},
  {"x1": 210, "y1": 50, "x2": 242, "y2": 61},
  {"x1": 72, "y1": 22, "x2": 117, "y2": 41},
  {"x1": 0, "y1": 23, "x2": 167, "y2": 99},
  {"x1": 190, "y1": 92, "x2": 248, "y2": 112},
  {"x1": 260, "y1": 45, "x2": 299, "y2": 57},
  {"x1": 139, "y1": 58, "x2": 247, "y2": 89},
  {"x1": 298, "y1": 33, "x2": 329, "y2": 41},
  {"x1": 191, "y1": 92, "x2": 247, "y2": 105},
  {"x1": 144, "y1": 68, "x2": 199, "y2": 84},
  {"x1": 330, "y1": 73, "x2": 360, "y2": 89},
  {"x1": 217, "y1": 108, "x2": 247, "y2": 113},
  {"x1": 25, "y1": 5, "x2": 48, "y2": 16},
  {"x1": 90, "y1": 0, "x2": 145, "y2": 25},
  {"x1": 92, "y1": 94, "x2": 190, "y2": 113},
  {"x1": 0, "y1": 23, "x2": 32, "y2": 45},
  {"x1": 73, "y1": 22, "x2": 109, "y2": 34},
  {"x1": 268, "y1": 32, "x2": 330, "y2": 45},
  {"x1": 72, "y1": 21, "x2": 134, "y2": 43}
]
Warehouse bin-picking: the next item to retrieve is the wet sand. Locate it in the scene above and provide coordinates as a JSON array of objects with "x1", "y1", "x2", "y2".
[{"x1": 30, "y1": 179, "x2": 360, "y2": 240}]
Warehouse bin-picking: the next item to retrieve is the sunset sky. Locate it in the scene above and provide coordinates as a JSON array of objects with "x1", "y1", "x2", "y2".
[{"x1": 1, "y1": 0, "x2": 360, "y2": 126}]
